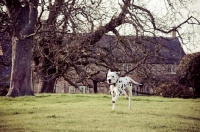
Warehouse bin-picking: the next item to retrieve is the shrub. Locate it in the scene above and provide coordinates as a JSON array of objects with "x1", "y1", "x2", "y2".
[
  {"x1": 177, "y1": 52, "x2": 200, "y2": 95},
  {"x1": 155, "y1": 82, "x2": 193, "y2": 98},
  {"x1": 0, "y1": 86, "x2": 8, "y2": 96}
]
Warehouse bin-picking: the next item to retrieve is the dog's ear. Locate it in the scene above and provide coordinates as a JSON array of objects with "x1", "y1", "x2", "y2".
[
  {"x1": 108, "y1": 69, "x2": 111, "y2": 73},
  {"x1": 116, "y1": 72, "x2": 120, "y2": 75}
]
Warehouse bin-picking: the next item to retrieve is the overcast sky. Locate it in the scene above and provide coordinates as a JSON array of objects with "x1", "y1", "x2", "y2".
[
  {"x1": 185, "y1": 0, "x2": 200, "y2": 54},
  {"x1": 107, "y1": 0, "x2": 200, "y2": 54},
  {"x1": 153, "y1": 0, "x2": 200, "y2": 54},
  {"x1": 4, "y1": 0, "x2": 199, "y2": 54},
  {"x1": 132, "y1": 0, "x2": 200, "y2": 54}
]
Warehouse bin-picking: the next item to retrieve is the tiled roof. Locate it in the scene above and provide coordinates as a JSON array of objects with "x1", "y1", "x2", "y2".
[{"x1": 96, "y1": 35, "x2": 185, "y2": 64}]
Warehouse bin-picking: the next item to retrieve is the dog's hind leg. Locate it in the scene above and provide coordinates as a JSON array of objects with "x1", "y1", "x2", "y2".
[
  {"x1": 127, "y1": 86, "x2": 132, "y2": 110},
  {"x1": 112, "y1": 101, "x2": 116, "y2": 110},
  {"x1": 124, "y1": 89, "x2": 129, "y2": 99}
]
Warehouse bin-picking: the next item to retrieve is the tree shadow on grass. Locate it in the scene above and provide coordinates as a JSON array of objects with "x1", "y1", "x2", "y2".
[{"x1": 176, "y1": 115, "x2": 200, "y2": 121}]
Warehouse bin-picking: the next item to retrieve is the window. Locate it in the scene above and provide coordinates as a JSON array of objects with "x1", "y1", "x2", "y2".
[
  {"x1": 123, "y1": 63, "x2": 133, "y2": 72},
  {"x1": 167, "y1": 64, "x2": 176, "y2": 74}
]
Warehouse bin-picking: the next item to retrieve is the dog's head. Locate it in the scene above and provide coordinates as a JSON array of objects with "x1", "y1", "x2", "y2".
[{"x1": 107, "y1": 69, "x2": 120, "y2": 85}]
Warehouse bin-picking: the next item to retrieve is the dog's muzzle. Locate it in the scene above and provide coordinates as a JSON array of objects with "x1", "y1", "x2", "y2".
[
  {"x1": 107, "y1": 79, "x2": 117, "y2": 86},
  {"x1": 108, "y1": 79, "x2": 111, "y2": 84}
]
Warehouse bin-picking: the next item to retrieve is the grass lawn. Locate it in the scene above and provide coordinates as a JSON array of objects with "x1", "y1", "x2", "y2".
[{"x1": 0, "y1": 94, "x2": 200, "y2": 132}]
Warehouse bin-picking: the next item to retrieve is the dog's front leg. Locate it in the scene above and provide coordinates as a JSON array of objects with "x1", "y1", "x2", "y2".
[
  {"x1": 112, "y1": 95, "x2": 117, "y2": 111},
  {"x1": 110, "y1": 85, "x2": 116, "y2": 110},
  {"x1": 110, "y1": 85, "x2": 115, "y2": 99},
  {"x1": 112, "y1": 89, "x2": 120, "y2": 110}
]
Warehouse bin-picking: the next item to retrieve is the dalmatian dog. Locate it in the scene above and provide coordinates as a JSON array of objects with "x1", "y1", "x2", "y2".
[{"x1": 107, "y1": 69, "x2": 141, "y2": 110}]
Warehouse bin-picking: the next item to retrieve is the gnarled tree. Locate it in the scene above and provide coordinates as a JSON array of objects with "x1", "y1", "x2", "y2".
[{"x1": 3, "y1": 0, "x2": 38, "y2": 97}]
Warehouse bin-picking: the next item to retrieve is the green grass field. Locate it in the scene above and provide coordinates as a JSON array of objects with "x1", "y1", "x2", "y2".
[{"x1": 0, "y1": 94, "x2": 200, "y2": 132}]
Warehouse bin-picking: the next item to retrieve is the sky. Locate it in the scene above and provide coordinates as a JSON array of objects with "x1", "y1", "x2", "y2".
[
  {"x1": 184, "y1": 0, "x2": 200, "y2": 54},
  {"x1": 148, "y1": 0, "x2": 200, "y2": 54},
  {"x1": 132, "y1": 0, "x2": 200, "y2": 54},
  {"x1": 2, "y1": 0, "x2": 199, "y2": 54},
  {"x1": 102, "y1": 0, "x2": 200, "y2": 54},
  {"x1": 37, "y1": 0, "x2": 200, "y2": 54}
]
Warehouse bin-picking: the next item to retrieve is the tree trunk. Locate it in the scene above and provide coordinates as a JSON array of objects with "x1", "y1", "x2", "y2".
[
  {"x1": 7, "y1": 37, "x2": 34, "y2": 97},
  {"x1": 5, "y1": 1, "x2": 38, "y2": 97},
  {"x1": 194, "y1": 86, "x2": 200, "y2": 96},
  {"x1": 38, "y1": 76, "x2": 56, "y2": 93},
  {"x1": 196, "y1": 88, "x2": 200, "y2": 95},
  {"x1": 93, "y1": 80, "x2": 98, "y2": 93}
]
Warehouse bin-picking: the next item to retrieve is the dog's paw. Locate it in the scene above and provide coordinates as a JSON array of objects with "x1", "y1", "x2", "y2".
[{"x1": 125, "y1": 96, "x2": 129, "y2": 99}]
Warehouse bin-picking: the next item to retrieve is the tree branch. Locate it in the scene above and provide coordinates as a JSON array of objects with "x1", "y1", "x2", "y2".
[
  {"x1": 80, "y1": 0, "x2": 130, "y2": 46},
  {"x1": 131, "y1": 4, "x2": 200, "y2": 34},
  {"x1": 62, "y1": 74, "x2": 79, "y2": 88},
  {"x1": 122, "y1": 52, "x2": 150, "y2": 76},
  {"x1": 20, "y1": 1, "x2": 38, "y2": 38},
  {"x1": 3, "y1": 0, "x2": 22, "y2": 28}
]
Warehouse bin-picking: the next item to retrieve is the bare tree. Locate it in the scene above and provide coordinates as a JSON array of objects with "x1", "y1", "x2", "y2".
[{"x1": 33, "y1": 0, "x2": 199, "y2": 93}]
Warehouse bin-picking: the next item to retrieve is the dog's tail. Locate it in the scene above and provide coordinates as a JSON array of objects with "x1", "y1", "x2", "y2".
[{"x1": 128, "y1": 77, "x2": 142, "y2": 85}]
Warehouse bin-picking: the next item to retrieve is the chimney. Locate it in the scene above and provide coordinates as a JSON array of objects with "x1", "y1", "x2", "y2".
[{"x1": 171, "y1": 28, "x2": 176, "y2": 38}]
